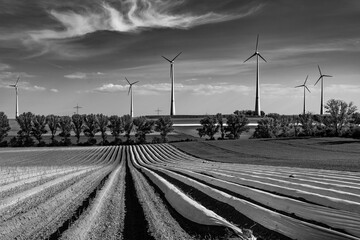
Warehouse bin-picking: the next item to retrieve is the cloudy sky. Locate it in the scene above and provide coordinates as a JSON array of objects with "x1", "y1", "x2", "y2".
[{"x1": 0, "y1": 0, "x2": 359, "y2": 118}]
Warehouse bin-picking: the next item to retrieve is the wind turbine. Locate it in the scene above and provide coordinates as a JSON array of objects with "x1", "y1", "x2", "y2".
[
  {"x1": 125, "y1": 77, "x2": 139, "y2": 118},
  {"x1": 9, "y1": 75, "x2": 20, "y2": 118},
  {"x1": 295, "y1": 75, "x2": 311, "y2": 115},
  {"x1": 162, "y1": 52, "x2": 182, "y2": 116},
  {"x1": 244, "y1": 34, "x2": 267, "y2": 116},
  {"x1": 314, "y1": 65, "x2": 332, "y2": 115}
]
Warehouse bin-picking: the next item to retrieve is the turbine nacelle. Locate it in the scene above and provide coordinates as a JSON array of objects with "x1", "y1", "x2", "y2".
[
  {"x1": 244, "y1": 34, "x2": 267, "y2": 63},
  {"x1": 125, "y1": 77, "x2": 139, "y2": 95},
  {"x1": 295, "y1": 75, "x2": 311, "y2": 92},
  {"x1": 314, "y1": 65, "x2": 332, "y2": 86},
  {"x1": 9, "y1": 75, "x2": 20, "y2": 89},
  {"x1": 162, "y1": 52, "x2": 182, "y2": 64}
]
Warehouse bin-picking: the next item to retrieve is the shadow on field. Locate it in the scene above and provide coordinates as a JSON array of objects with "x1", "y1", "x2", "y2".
[{"x1": 317, "y1": 140, "x2": 360, "y2": 145}]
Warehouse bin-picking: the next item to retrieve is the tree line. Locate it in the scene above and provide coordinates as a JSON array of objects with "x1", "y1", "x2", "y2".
[
  {"x1": 197, "y1": 99, "x2": 360, "y2": 140},
  {"x1": 0, "y1": 113, "x2": 174, "y2": 147}
]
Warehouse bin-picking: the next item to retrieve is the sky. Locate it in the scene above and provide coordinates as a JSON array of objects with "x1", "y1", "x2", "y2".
[{"x1": 0, "y1": 0, "x2": 360, "y2": 118}]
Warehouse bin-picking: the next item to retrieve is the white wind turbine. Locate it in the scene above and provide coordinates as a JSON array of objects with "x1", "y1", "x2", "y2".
[
  {"x1": 162, "y1": 52, "x2": 182, "y2": 116},
  {"x1": 125, "y1": 77, "x2": 139, "y2": 118},
  {"x1": 314, "y1": 65, "x2": 332, "y2": 115},
  {"x1": 295, "y1": 75, "x2": 311, "y2": 115},
  {"x1": 9, "y1": 75, "x2": 20, "y2": 118},
  {"x1": 244, "y1": 34, "x2": 267, "y2": 116}
]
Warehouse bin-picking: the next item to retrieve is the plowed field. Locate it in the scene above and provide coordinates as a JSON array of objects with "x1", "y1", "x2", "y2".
[{"x1": 1, "y1": 144, "x2": 359, "y2": 240}]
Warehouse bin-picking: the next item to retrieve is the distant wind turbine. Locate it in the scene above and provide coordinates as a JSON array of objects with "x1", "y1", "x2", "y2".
[
  {"x1": 162, "y1": 52, "x2": 182, "y2": 116},
  {"x1": 9, "y1": 75, "x2": 20, "y2": 118},
  {"x1": 125, "y1": 77, "x2": 139, "y2": 118},
  {"x1": 244, "y1": 34, "x2": 267, "y2": 117},
  {"x1": 74, "y1": 104, "x2": 82, "y2": 114},
  {"x1": 295, "y1": 75, "x2": 311, "y2": 115},
  {"x1": 314, "y1": 65, "x2": 332, "y2": 115}
]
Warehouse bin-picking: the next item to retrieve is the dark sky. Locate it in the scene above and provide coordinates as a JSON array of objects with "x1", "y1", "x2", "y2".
[{"x1": 0, "y1": 0, "x2": 359, "y2": 117}]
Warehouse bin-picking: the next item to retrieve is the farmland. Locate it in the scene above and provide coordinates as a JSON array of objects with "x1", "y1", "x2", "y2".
[{"x1": 1, "y1": 142, "x2": 360, "y2": 240}]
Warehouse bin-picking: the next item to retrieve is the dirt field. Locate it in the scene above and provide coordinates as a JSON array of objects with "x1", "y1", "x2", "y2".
[
  {"x1": 1, "y1": 144, "x2": 360, "y2": 239},
  {"x1": 171, "y1": 137, "x2": 360, "y2": 172}
]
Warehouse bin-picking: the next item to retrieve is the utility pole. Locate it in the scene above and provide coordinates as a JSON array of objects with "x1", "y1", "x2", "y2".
[
  {"x1": 155, "y1": 108, "x2": 162, "y2": 116},
  {"x1": 74, "y1": 104, "x2": 82, "y2": 114}
]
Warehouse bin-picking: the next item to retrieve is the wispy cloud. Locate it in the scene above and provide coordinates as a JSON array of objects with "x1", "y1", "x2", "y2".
[
  {"x1": 91, "y1": 82, "x2": 252, "y2": 96},
  {"x1": 50, "y1": 88, "x2": 59, "y2": 93},
  {"x1": 29, "y1": 1, "x2": 261, "y2": 41},
  {"x1": 64, "y1": 72, "x2": 87, "y2": 79},
  {"x1": 0, "y1": 63, "x2": 10, "y2": 71},
  {"x1": 326, "y1": 84, "x2": 360, "y2": 94}
]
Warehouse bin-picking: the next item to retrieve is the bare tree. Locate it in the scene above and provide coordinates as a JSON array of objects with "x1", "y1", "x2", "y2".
[
  {"x1": 72, "y1": 114, "x2": 84, "y2": 144},
  {"x1": 46, "y1": 114, "x2": 59, "y2": 143},
  {"x1": 225, "y1": 112, "x2": 249, "y2": 139},
  {"x1": 133, "y1": 117, "x2": 154, "y2": 144},
  {"x1": 32, "y1": 115, "x2": 47, "y2": 145},
  {"x1": 83, "y1": 114, "x2": 99, "y2": 144},
  {"x1": 154, "y1": 116, "x2": 174, "y2": 142},
  {"x1": 108, "y1": 115, "x2": 124, "y2": 143},
  {"x1": 197, "y1": 115, "x2": 219, "y2": 140},
  {"x1": 122, "y1": 115, "x2": 133, "y2": 143},
  {"x1": 0, "y1": 112, "x2": 11, "y2": 144},
  {"x1": 325, "y1": 99, "x2": 358, "y2": 136},
  {"x1": 16, "y1": 112, "x2": 34, "y2": 146},
  {"x1": 58, "y1": 116, "x2": 72, "y2": 145},
  {"x1": 216, "y1": 113, "x2": 225, "y2": 139},
  {"x1": 97, "y1": 114, "x2": 109, "y2": 145}
]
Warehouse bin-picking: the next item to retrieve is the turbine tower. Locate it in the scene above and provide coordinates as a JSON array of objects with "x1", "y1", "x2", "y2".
[
  {"x1": 314, "y1": 65, "x2": 332, "y2": 115},
  {"x1": 244, "y1": 34, "x2": 267, "y2": 116},
  {"x1": 9, "y1": 75, "x2": 20, "y2": 118},
  {"x1": 125, "y1": 77, "x2": 139, "y2": 118},
  {"x1": 295, "y1": 75, "x2": 311, "y2": 115},
  {"x1": 162, "y1": 52, "x2": 182, "y2": 116}
]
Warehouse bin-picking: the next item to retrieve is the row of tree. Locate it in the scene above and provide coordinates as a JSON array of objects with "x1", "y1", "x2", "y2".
[
  {"x1": 0, "y1": 112, "x2": 174, "y2": 147},
  {"x1": 253, "y1": 99, "x2": 360, "y2": 138},
  {"x1": 196, "y1": 99, "x2": 360, "y2": 140},
  {"x1": 196, "y1": 112, "x2": 250, "y2": 140}
]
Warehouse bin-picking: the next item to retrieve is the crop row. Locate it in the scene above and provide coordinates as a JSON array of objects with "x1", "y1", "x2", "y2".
[
  {"x1": 0, "y1": 146, "x2": 120, "y2": 240},
  {"x1": 1, "y1": 145, "x2": 359, "y2": 239},
  {"x1": 128, "y1": 144, "x2": 360, "y2": 240}
]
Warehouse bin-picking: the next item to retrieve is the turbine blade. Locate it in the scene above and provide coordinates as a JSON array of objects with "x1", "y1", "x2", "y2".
[
  {"x1": 172, "y1": 52, "x2": 182, "y2": 61},
  {"x1": 314, "y1": 76, "x2": 322, "y2": 86},
  {"x1": 318, "y1": 65, "x2": 322, "y2": 76},
  {"x1": 128, "y1": 86, "x2": 131, "y2": 95},
  {"x1": 305, "y1": 86, "x2": 311, "y2": 93},
  {"x1": 125, "y1": 77, "x2": 130, "y2": 85},
  {"x1": 255, "y1": 34, "x2": 259, "y2": 52},
  {"x1": 15, "y1": 75, "x2": 20, "y2": 86},
  {"x1": 295, "y1": 85, "x2": 303, "y2": 88},
  {"x1": 304, "y1": 75, "x2": 308, "y2": 85},
  {"x1": 244, "y1": 53, "x2": 257, "y2": 63},
  {"x1": 323, "y1": 74, "x2": 333, "y2": 77},
  {"x1": 162, "y1": 56, "x2": 171, "y2": 62},
  {"x1": 132, "y1": 81, "x2": 139, "y2": 85},
  {"x1": 258, "y1": 53, "x2": 267, "y2": 62},
  {"x1": 9, "y1": 84, "x2": 15, "y2": 87}
]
